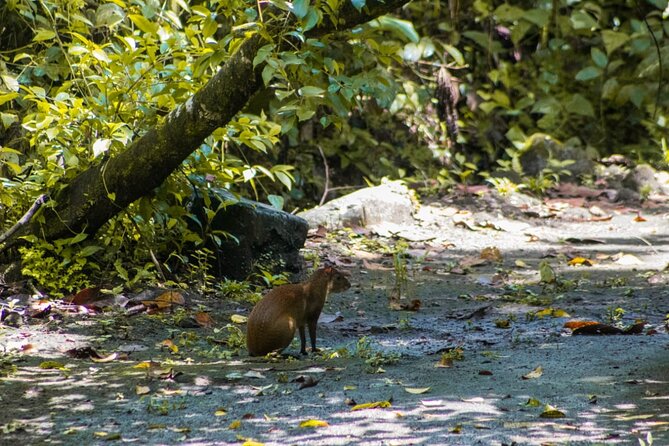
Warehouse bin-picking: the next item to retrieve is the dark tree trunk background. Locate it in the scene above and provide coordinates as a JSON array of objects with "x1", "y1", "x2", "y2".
[{"x1": 1, "y1": 0, "x2": 411, "y2": 250}]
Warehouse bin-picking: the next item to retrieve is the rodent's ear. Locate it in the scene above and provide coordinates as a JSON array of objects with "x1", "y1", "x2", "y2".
[{"x1": 323, "y1": 266, "x2": 333, "y2": 274}]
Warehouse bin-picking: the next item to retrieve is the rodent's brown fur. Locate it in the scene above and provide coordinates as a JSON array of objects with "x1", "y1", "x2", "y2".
[{"x1": 246, "y1": 267, "x2": 350, "y2": 356}]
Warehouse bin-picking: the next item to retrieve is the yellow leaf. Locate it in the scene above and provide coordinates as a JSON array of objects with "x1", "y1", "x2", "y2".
[
  {"x1": 135, "y1": 385, "x2": 151, "y2": 396},
  {"x1": 231, "y1": 314, "x2": 248, "y2": 324},
  {"x1": 450, "y1": 424, "x2": 462, "y2": 433},
  {"x1": 522, "y1": 366, "x2": 543, "y2": 380},
  {"x1": 568, "y1": 257, "x2": 594, "y2": 266},
  {"x1": 299, "y1": 419, "x2": 329, "y2": 428},
  {"x1": 540, "y1": 405, "x2": 566, "y2": 418},
  {"x1": 515, "y1": 260, "x2": 528, "y2": 268},
  {"x1": 39, "y1": 361, "x2": 67, "y2": 370},
  {"x1": 551, "y1": 309, "x2": 570, "y2": 318},
  {"x1": 351, "y1": 401, "x2": 392, "y2": 411},
  {"x1": 133, "y1": 361, "x2": 159, "y2": 369},
  {"x1": 534, "y1": 308, "x2": 553, "y2": 318},
  {"x1": 214, "y1": 408, "x2": 227, "y2": 416},
  {"x1": 525, "y1": 398, "x2": 542, "y2": 407},
  {"x1": 161, "y1": 339, "x2": 179, "y2": 353},
  {"x1": 241, "y1": 440, "x2": 265, "y2": 446},
  {"x1": 404, "y1": 387, "x2": 431, "y2": 395},
  {"x1": 343, "y1": 385, "x2": 357, "y2": 391},
  {"x1": 228, "y1": 420, "x2": 242, "y2": 430}
]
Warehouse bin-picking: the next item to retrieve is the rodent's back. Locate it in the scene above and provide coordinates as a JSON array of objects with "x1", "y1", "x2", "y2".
[{"x1": 246, "y1": 284, "x2": 305, "y2": 356}]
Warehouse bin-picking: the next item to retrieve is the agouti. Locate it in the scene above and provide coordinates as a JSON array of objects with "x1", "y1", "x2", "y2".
[{"x1": 246, "y1": 266, "x2": 350, "y2": 356}]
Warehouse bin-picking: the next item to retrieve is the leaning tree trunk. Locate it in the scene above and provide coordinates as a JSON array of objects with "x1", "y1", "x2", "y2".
[{"x1": 1, "y1": 0, "x2": 412, "y2": 249}]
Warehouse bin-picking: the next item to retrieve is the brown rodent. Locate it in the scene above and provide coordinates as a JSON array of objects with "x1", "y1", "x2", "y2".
[{"x1": 246, "y1": 266, "x2": 350, "y2": 356}]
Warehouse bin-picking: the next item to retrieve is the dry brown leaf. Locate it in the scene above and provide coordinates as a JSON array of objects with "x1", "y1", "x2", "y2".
[
  {"x1": 480, "y1": 246, "x2": 502, "y2": 262},
  {"x1": 195, "y1": 312, "x2": 214, "y2": 327},
  {"x1": 68, "y1": 286, "x2": 103, "y2": 306}
]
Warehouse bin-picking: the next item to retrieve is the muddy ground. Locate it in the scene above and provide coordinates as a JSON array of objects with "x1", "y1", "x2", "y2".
[{"x1": 1, "y1": 188, "x2": 668, "y2": 445}]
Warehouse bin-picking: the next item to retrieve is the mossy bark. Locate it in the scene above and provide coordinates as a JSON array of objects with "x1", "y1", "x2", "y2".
[{"x1": 3, "y1": 0, "x2": 411, "y2": 247}]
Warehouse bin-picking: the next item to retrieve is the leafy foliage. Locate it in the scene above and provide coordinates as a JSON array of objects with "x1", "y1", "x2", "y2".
[{"x1": 0, "y1": 0, "x2": 667, "y2": 293}]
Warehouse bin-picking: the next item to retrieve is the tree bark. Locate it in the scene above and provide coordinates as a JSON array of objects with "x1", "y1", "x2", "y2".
[{"x1": 2, "y1": 0, "x2": 411, "y2": 248}]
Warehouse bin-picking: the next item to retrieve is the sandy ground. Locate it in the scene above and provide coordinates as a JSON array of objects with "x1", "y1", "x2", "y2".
[{"x1": 1, "y1": 189, "x2": 668, "y2": 445}]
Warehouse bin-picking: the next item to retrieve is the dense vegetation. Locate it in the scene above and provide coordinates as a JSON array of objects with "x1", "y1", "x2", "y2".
[{"x1": 0, "y1": 0, "x2": 667, "y2": 293}]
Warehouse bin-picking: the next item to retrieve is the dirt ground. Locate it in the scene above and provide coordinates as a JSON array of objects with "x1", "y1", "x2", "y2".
[{"x1": 1, "y1": 187, "x2": 668, "y2": 445}]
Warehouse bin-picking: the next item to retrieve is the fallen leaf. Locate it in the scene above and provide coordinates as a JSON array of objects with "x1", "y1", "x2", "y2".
[
  {"x1": 563, "y1": 320, "x2": 600, "y2": 330},
  {"x1": 459, "y1": 256, "x2": 488, "y2": 268},
  {"x1": 450, "y1": 424, "x2": 463, "y2": 434},
  {"x1": 405, "y1": 387, "x2": 431, "y2": 395},
  {"x1": 614, "y1": 253, "x2": 643, "y2": 265},
  {"x1": 362, "y1": 259, "x2": 393, "y2": 271},
  {"x1": 142, "y1": 291, "x2": 185, "y2": 313},
  {"x1": 351, "y1": 400, "x2": 392, "y2": 411},
  {"x1": 135, "y1": 385, "x2": 151, "y2": 396},
  {"x1": 525, "y1": 398, "x2": 542, "y2": 407},
  {"x1": 160, "y1": 339, "x2": 179, "y2": 353},
  {"x1": 231, "y1": 314, "x2": 247, "y2": 324},
  {"x1": 478, "y1": 370, "x2": 493, "y2": 376},
  {"x1": 68, "y1": 286, "x2": 103, "y2": 306},
  {"x1": 228, "y1": 420, "x2": 241, "y2": 429},
  {"x1": 634, "y1": 213, "x2": 647, "y2": 222},
  {"x1": 39, "y1": 361, "x2": 67, "y2": 370},
  {"x1": 241, "y1": 440, "x2": 264, "y2": 446},
  {"x1": 522, "y1": 366, "x2": 543, "y2": 380},
  {"x1": 421, "y1": 399, "x2": 443, "y2": 407},
  {"x1": 480, "y1": 247, "x2": 503, "y2": 262},
  {"x1": 299, "y1": 419, "x2": 329, "y2": 428},
  {"x1": 565, "y1": 237, "x2": 605, "y2": 244},
  {"x1": 624, "y1": 321, "x2": 646, "y2": 334},
  {"x1": 214, "y1": 408, "x2": 227, "y2": 416},
  {"x1": 540, "y1": 405, "x2": 566, "y2": 418},
  {"x1": 494, "y1": 319, "x2": 511, "y2": 329},
  {"x1": 195, "y1": 312, "x2": 214, "y2": 327},
  {"x1": 91, "y1": 352, "x2": 128, "y2": 363},
  {"x1": 19, "y1": 343, "x2": 36, "y2": 353},
  {"x1": 515, "y1": 260, "x2": 529, "y2": 268},
  {"x1": 572, "y1": 323, "x2": 623, "y2": 335},
  {"x1": 94, "y1": 432, "x2": 121, "y2": 440},
  {"x1": 568, "y1": 257, "x2": 594, "y2": 266}
]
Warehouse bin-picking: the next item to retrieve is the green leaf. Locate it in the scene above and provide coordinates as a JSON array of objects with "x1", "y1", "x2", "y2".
[
  {"x1": 303, "y1": 8, "x2": 320, "y2": 31},
  {"x1": 79, "y1": 245, "x2": 103, "y2": 257},
  {"x1": 601, "y1": 78, "x2": 619, "y2": 100},
  {"x1": 523, "y1": 9, "x2": 550, "y2": 27},
  {"x1": 128, "y1": 14, "x2": 158, "y2": 34},
  {"x1": 267, "y1": 194, "x2": 284, "y2": 210},
  {"x1": 373, "y1": 16, "x2": 420, "y2": 43},
  {"x1": 33, "y1": 29, "x2": 56, "y2": 42},
  {"x1": 0, "y1": 92, "x2": 19, "y2": 106},
  {"x1": 253, "y1": 44, "x2": 276, "y2": 68},
  {"x1": 601, "y1": 30, "x2": 629, "y2": 55},
  {"x1": 570, "y1": 10, "x2": 597, "y2": 31},
  {"x1": 292, "y1": 0, "x2": 309, "y2": 19},
  {"x1": 351, "y1": 0, "x2": 366, "y2": 11},
  {"x1": 299, "y1": 86, "x2": 325, "y2": 97},
  {"x1": 0, "y1": 112, "x2": 18, "y2": 129},
  {"x1": 575, "y1": 66, "x2": 602, "y2": 81},
  {"x1": 566, "y1": 94, "x2": 594, "y2": 117},
  {"x1": 591, "y1": 48, "x2": 608, "y2": 68},
  {"x1": 444, "y1": 45, "x2": 464, "y2": 65}
]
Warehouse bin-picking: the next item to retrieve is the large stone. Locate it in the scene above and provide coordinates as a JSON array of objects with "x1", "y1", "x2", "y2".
[
  {"x1": 298, "y1": 180, "x2": 415, "y2": 229},
  {"x1": 189, "y1": 189, "x2": 308, "y2": 280}
]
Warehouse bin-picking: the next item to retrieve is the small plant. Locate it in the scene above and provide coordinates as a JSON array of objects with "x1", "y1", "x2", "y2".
[
  {"x1": 486, "y1": 177, "x2": 524, "y2": 196},
  {"x1": 355, "y1": 337, "x2": 400, "y2": 373},
  {"x1": 605, "y1": 307, "x2": 626, "y2": 325}
]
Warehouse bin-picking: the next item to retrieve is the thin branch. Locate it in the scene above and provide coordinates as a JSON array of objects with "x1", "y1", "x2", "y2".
[
  {"x1": 0, "y1": 194, "x2": 49, "y2": 245},
  {"x1": 317, "y1": 145, "x2": 330, "y2": 206}
]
